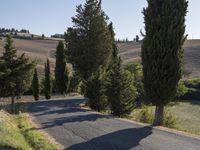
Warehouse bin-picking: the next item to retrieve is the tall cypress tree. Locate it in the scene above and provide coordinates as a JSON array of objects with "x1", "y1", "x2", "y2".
[
  {"x1": 32, "y1": 68, "x2": 40, "y2": 100},
  {"x1": 106, "y1": 23, "x2": 137, "y2": 117},
  {"x1": 65, "y1": 0, "x2": 112, "y2": 80},
  {"x1": 55, "y1": 41, "x2": 68, "y2": 94},
  {"x1": 108, "y1": 22, "x2": 119, "y2": 63},
  {"x1": 142, "y1": 0, "x2": 188, "y2": 125},
  {"x1": 0, "y1": 35, "x2": 34, "y2": 113},
  {"x1": 44, "y1": 58, "x2": 52, "y2": 99}
]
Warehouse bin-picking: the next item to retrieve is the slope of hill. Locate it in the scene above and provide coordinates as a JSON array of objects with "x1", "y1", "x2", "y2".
[
  {"x1": 0, "y1": 38, "x2": 200, "y2": 78},
  {"x1": 118, "y1": 40, "x2": 200, "y2": 78}
]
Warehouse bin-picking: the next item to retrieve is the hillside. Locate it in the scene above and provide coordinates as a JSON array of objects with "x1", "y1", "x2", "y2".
[
  {"x1": 0, "y1": 38, "x2": 200, "y2": 78},
  {"x1": 118, "y1": 40, "x2": 200, "y2": 78}
]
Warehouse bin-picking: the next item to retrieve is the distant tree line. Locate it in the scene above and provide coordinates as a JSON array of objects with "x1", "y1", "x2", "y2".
[
  {"x1": 0, "y1": 28, "x2": 29, "y2": 34},
  {"x1": 116, "y1": 35, "x2": 140, "y2": 43},
  {"x1": 51, "y1": 34, "x2": 64, "y2": 39}
]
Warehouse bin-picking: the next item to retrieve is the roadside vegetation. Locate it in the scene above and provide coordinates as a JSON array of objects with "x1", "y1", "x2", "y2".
[
  {"x1": 0, "y1": 110, "x2": 60, "y2": 150},
  {"x1": 129, "y1": 100, "x2": 200, "y2": 135}
]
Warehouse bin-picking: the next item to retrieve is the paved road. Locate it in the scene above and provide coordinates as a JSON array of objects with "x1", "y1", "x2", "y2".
[{"x1": 28, "y1": 96, "x2": 200, "y2": 150}]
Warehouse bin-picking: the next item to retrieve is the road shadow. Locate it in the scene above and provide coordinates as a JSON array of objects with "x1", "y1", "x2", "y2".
[
  {"x1": 40, "y1": 113, "x2": 111, "y2": 129},
  {"x1": 28, "y1": 98, "x2": 85, "y2": 114},
  {"x1": 66, "y1": 126, "x2": 153, "y2": 150}
]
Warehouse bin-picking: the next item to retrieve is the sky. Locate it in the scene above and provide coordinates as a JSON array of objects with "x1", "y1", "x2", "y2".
[{"x1": 0, "y1": 0, "x2": 200, "y2": 39}]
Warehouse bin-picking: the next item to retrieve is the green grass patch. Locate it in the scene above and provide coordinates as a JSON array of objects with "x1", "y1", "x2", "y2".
[
  {"x1": 169, "y1": 100, "x2": 200, "y2": 135},
  {"x1": 0, "y1": 110, "x2": 32, "y2": 150},
  {"x1": 0, "y1": 110, "x2": 60, "y2": 150},
  {"x1": 15, "y1": 113, "x2": 58, "y2": 150}
]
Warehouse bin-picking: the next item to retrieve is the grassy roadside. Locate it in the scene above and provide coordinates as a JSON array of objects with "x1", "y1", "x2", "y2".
[
  {"x1": 0, "y1": 110, "x2": 61, "y2": 150},
  {"x1": 0, "y1": 110, "x2": 32, "y2": 150},
  {"x1": 82, "y1": 100, "x2": 200, "y2": 136},
  {"x1": 129, "y1": 100, "x2": 200, "y2": 135},
  {"x1": 16, "y1": 113, "x2": 60, "y2": 150}
]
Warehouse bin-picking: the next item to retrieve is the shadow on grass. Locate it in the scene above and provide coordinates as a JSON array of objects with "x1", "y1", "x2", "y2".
[
  {"x1": 187, "y1": 100, "x2": 200, "y2": 105},
  {"x1": 66, "y1": 126, "x2": 153, "y2": 150},
  {"x1": 0, "y1": 145, "x2": 16, "y2": 150}
]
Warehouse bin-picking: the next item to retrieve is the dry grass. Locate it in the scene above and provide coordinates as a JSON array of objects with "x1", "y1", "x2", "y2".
[
  {"x1": 0, "y1": 110, "x2": 62, "y2": 150},
  {"x1": 1, "y1": 38, "x2": 200, "y2": 78},
  {"x1": 118, "y1": 40, "x2": 200, "y2": 78},
  {"x1": 129, "y1": 100, "x2": 200, "y2": 135}
]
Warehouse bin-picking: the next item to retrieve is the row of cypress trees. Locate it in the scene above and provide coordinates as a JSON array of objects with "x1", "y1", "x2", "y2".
[
  {"x1": 32, "y1": 0, "x2": 188, "y2": 123},
  {"x1": 32, "y1": 58, "x2": 54, "y2": 101},
  {"x1": 32, "y1": 41, "x2": 70, "y2": 101},
  {"x1": 65, "y1": 0, "x2": 188, "y2": 124},
  {"x1": 65, "y1": 0, "x2": 137, "y2": 117}
]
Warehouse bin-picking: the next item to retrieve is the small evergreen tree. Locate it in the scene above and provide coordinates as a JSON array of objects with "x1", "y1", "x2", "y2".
[
  {"x1": 85, "y1": 69, "x2": 108, "y2": 112},
  {"x1": 44, "y1": 58, "x2": 52, "y2": 99},
  {"x1": 0, "y1": 35, "x2": 34, "y2": 113},
  {"x1": 55, "y1": 41, "x2": 68, "y2": 94},
  {"x1": 107, "y1": 67, "x2": 137, "y2": 117},
  {"x1": 32, "y1": 68, "x2": 40, "y2": 100},
  {"x1": 136, "y1": 35, "x2": 139, "y2": 42},
  {"x1": 142, "y1": 0, "x2": 188, "y2": 125},
  {"x1": 42, "y1": 34, "x2": 45, "y2": 39}
]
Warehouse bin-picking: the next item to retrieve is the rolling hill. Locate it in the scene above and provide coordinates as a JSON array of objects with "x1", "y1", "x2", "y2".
[{"x1": 0, "y1": 38, "x2": 200, "y2": 79}]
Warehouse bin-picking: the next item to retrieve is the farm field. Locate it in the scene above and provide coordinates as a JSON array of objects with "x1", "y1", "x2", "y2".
[{"x1": 1, "y1": 38, "x2": 200, "y2": 78}]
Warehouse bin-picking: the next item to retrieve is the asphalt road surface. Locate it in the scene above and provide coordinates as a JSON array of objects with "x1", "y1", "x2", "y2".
[{"x1": 28, "y1": 96, "x2": 200, "y2": 150}]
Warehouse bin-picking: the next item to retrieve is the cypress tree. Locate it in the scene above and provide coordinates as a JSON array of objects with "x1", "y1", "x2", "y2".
[
  {"x1": 65, "y1": 0, "x2": 112, "y2": 80},
  {"x1": 44, "y1": 58, "x2": 52, "y2": 99},
  {"x1": 142, "y1": 0, "x2": 188, "y2": 125},
  {"x1": 108, "y1": 22, "x2": 119, "y2": 63},
  {"x1": 136, "y1": 35, "x2": 139, "y2": 42},
  {"x1": 106, "y1": 23, "x2": 137, "y2": 117},
  {"x1": 85, "y1": 69, "x2": 108, "y2": 112},
  {"x1": 32, "y1": 68, "x2": 40, "y2": 100},
  {"x1": 55, "y1": 41, "x2": 68, "y2": 94},
  {"x1": 0, "y1": 35, "x2": 34, "y2": 113}
]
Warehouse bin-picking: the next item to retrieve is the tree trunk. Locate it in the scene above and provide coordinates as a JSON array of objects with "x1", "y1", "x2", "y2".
[
  {"x1": 153, "y1": 104, "x2": 164, "y2": 126},
  {"x1": 11, "y1": 93, "x2": 15, "y2": 114}
]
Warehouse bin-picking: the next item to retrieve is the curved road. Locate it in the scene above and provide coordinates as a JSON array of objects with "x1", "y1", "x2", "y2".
[{"x1": 28, "y1": 96, "x2": 200, "y2": 150}]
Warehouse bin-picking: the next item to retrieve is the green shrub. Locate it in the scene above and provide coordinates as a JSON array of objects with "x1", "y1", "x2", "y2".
[
  {"x1": 139, "y1": 106, "x2": 154, "y2": 123},
  {"x1": 163, "y1": 108, "x2": 177, "y2": 128},
  {"x1": 176, "y1": 81, "x2": 188, "y2": 99},
  {"x1": 184, "y1": 78, "x2": 200, "y2": 89},
  {"x1": 183, "y1": 88, "x2": 200, "y2": 100},
  {"x1": 181, "y1": 78, "x2": 200, "y2": 100}
]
